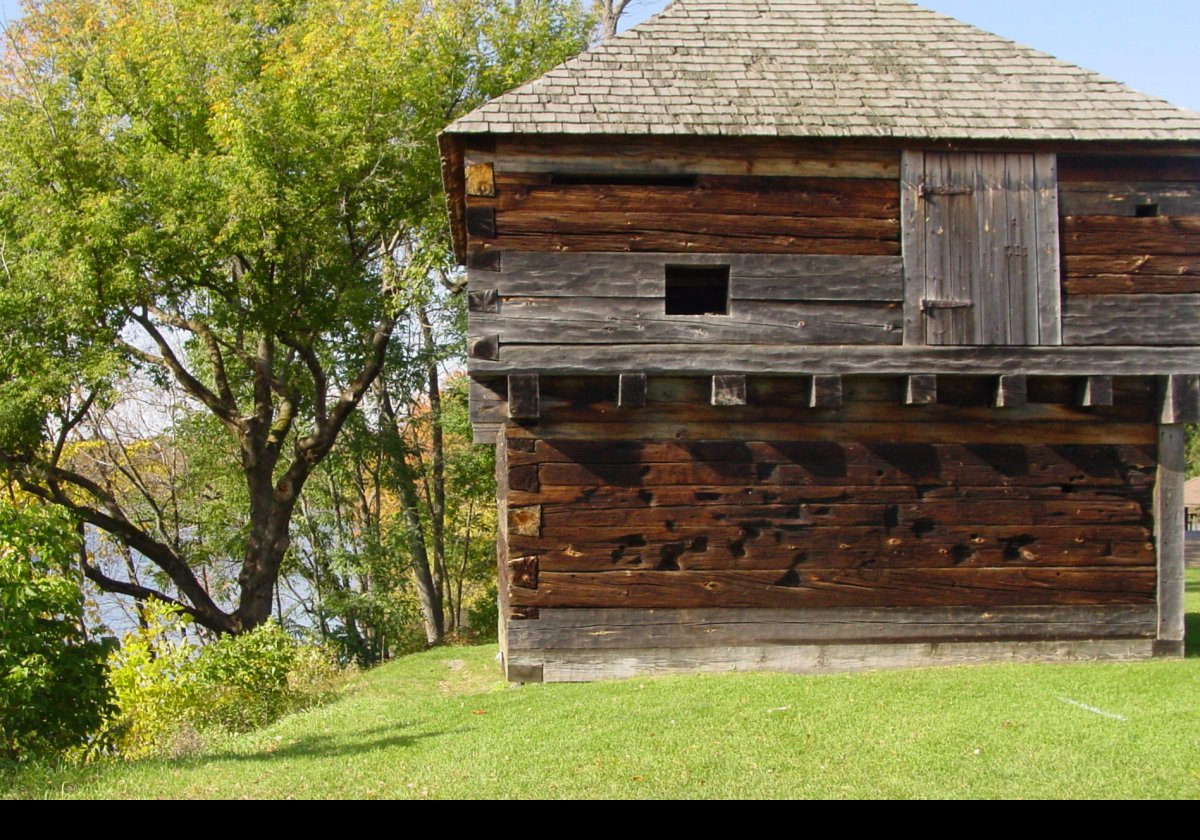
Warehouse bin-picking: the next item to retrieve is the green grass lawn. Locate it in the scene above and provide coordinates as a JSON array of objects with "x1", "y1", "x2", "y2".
[{"x1": 6, "y1": 570, "x2": 1200, "y2": 799}]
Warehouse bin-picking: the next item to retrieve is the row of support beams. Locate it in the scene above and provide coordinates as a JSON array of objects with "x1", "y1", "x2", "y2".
[{"x1": 498, "y1": 373, "x2": 1200, "y2": 421}]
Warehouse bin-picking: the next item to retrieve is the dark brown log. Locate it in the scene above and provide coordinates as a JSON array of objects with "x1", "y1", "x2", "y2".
[
  {"x1": 495, "y1": 174, "x2": 900, "y2": 218},
  {"x1": 472, "y1": 232, "x2": 902, "y2": 256},
  {"x1": 510, "y1": 568, "x2": 1157, "y2": 609},
  {"x1": 1064, "y1": 276, "x2": 1200, "y2": 295},
  {"x1": 1057, "y1": 156, "x2": 1200, "y2": 183},
  {"x1": 1063, "y1": 215, "x2": 1200, "y2": 256},
  {"x1": 1065, "y1": 255, "x2": 1200, "y2": 278}
]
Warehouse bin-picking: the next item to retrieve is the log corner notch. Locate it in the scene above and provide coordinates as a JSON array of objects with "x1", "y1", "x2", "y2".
[
  {"x1": 619, "y1": 373, "x2": 647, "y2": 409},
  {"x1": 507, "y1": 374, "x2": 540, "y2": 420},
  {"x1": 712, "y1": 374, "x2": 747, "y2": 406}
]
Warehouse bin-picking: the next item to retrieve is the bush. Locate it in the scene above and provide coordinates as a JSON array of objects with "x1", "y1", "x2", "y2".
[
  {"x1": 0, "y1": 503, "x2": 114, "y2": 761},
  {"x1": 103, "y1": 606, "x2": 347, "y2": 759}
]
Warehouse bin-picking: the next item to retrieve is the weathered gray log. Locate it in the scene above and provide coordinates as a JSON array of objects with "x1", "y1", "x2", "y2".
[
  {"x1": 1063, "y1": 294, "x2": 1200, "y2": 346},
  {"x1": 468, "y1": 252, "x2": 903, "y2": 301},
  {"x1": 507, "y1": 639, "x2": 1155, "y2": 682},
  {"x1": 1155, "y1": 424, "x2": 1186, "y2": 656},
  {"x1": 506, "y1": 606, "x2": 1158, "y2": 650},
  {"x1": 468, "y1": 345, "x2": 1200, "y2": 377}
]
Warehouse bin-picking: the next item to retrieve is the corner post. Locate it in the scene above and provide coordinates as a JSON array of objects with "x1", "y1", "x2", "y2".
[{"x1": 1155, "y1": 421, "x2": 1187, "y2": 657}]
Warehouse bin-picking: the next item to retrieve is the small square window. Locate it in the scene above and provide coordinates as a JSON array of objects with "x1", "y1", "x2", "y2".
[{"x1": 665, "y1": 265, "x2": 730, "y2": 315}]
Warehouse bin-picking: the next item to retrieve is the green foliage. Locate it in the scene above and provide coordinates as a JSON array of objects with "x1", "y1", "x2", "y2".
[
  {"x1": 0, "y1": 503, "x2": 114, "y2": 761},
  {"x1": 103, "y1": 603, "x2": 345, "y2": 759}
]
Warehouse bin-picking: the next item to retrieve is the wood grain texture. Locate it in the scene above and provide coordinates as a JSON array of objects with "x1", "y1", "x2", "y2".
[
  {"x1": 507, "y1": 374, "x2": 539, "y2": 420},
  {"x1": 470, "y1": 344, "x2": 1200, "y2": 377},
  {"x1": 1063, "y1": 215, "x2": 1200, "y2": 256},
  {"x1": 506, "y1": 606, "x2": 1158, "y2": 650},
  {"x1": 1058, "y1": 181, "x2": 1200, "y2": 217},
  {"x1": 712, "y1": 375, "x2": 747, "y2": 407},
  {"x1": 508, "y1": 568, "x2": 1156, "y2": 609},
  {"x1": 468, "y1": 252, "x2": 904, "y2": 301},
  {"x1": 471, "y1": 297, "x2": 904, "y2": 346},
  {"x1": 1063, "y1": 295, "x2": 1200, "y2": 345},
  {"x1": 1080, "y1": 376, "x2": 1114, "y2": 407},
  {"x1": 1156, "y1": 425, "x2": 1186, "y2": 647},
  {"x1": 1159, "y1": 374, "x2": 1200, "y2": 424},
  {"x1": 512, "y1": 639, "x2": 1155, "y2": 682},
  {"x1": 906, "y1": 374, "x2": 938, "y2": 405}
]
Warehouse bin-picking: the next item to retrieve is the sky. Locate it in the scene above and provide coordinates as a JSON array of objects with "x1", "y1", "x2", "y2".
[{"x1": 0, "y1": 0, "x2": 1196, "y2": 111}]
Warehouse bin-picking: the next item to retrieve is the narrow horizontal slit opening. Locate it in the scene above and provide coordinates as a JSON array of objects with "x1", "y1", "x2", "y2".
[
  {"x1": 1135, "y1": 203, "x2": 1160, "y2": 218},
  {"x1": 550, "y1": 173, "x2": 698, "y2": 188}
]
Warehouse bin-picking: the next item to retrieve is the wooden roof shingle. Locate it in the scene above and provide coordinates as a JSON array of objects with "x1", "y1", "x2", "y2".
[{"x1": 445, "y1": 0, "x2": 1200, "y2": 141}]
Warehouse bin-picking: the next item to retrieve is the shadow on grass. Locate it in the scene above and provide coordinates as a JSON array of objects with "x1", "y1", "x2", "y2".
[
  {"x1": 1188, "y1": 613, "x2": 1200, "y2": 658},
  {"x1": 193, "y1": 725, "x2": 460, "y2": 764}
]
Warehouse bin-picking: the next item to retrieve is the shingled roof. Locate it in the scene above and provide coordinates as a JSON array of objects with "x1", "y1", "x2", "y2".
[{"x1": 445, "y1": 0, "x2": 1200, "y2": 141}]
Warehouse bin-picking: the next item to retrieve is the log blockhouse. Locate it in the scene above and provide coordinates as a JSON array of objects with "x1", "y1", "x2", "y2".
[{"x1": 439, "y1": 0, "x2": 1200, "y2": 681}]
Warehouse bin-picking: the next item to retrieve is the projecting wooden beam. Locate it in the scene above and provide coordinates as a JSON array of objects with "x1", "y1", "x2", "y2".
[
  {"x1": 466, "y1": 250, "x2": 501, "y2": 271},
  {"x1": 465, "y1": 206, "x2": 496, "y2": 238},
  {"x1": 993, "y1": 375, "x2": 1028, "y2": 409},
  {"x1": 809, "y1": 375, "x2": 843, "y2": 408},
  {"x1": 619, "y1": 373, "x2": 647, "y2": 409},
  {"x1": 1159, "y1": 374, "x2": 1200, "y2": 424},
  {"x1": 468, "y1": 334, "x2": 499, "y2": 361},
  {"x1": 468, "y1": 289, "x2": 499, "y2": 313},
  {"x1": 507, "y1": 374, "x2": 540, "y2": 420},
  {"x1": 711, "y1": 375, "x2": 747, "y2": 407},
  {"x1": 904, "y1": 374, "x2": 937, "y2": 405},
  {"x1": 465, "y1": 162, "x2": 496, "y2": 197},
  {"x1": 1079, "y1": 375, "x2": 1114, "y2": 407}
]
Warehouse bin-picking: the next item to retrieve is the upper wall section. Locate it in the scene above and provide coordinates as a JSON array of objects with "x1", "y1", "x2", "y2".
[{"x1": 457, "y1": 135, "x2": 1200, "y2": 378}]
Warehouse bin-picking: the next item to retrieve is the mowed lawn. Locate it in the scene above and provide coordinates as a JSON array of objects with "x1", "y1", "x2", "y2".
[{"x1": 6, "y1": 571, "x2": 1200, "y2": 799}]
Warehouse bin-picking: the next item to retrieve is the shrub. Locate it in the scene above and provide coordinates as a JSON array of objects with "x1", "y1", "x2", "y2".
[
  {"x1": 103, "y1": 606, "x2": 348, "y2": 758},
  {"x1": 0, "y1": 503, "x2": 114, "y2": 761}
]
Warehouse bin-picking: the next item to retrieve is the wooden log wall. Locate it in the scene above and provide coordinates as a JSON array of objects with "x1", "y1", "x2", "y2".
[
  {"x1": 465, "y1": 137, "x2": 901, "y2": 255},
  {"x1": 1060, "y1": 155, "x2": 1200, "y2": 345},
  {"x1": 496, "y1": 376, "x2": 1159, "y2": 621}
]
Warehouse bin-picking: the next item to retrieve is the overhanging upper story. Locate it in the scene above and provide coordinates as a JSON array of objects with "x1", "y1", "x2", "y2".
[{"x1": 439, "y1": 0, "x2": 1200, "y2": 385}]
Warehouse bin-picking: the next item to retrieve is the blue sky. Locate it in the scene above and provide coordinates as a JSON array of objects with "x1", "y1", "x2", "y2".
[{"x1": 2, "y1": 0, "x2": 1197, "y2": 110}]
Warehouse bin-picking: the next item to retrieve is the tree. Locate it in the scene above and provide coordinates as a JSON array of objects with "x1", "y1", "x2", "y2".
[{"x1": 0, "y1": 0, "x2": 595, "y2": 634}]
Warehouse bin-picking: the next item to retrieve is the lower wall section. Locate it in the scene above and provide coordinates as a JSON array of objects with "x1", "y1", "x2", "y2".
[
  {"x1": 493, "y1": 375, "x2": 1166, "y2": 681},
  {"x1": 508, "y1": 639, "x2": 1157, "y2": 683}
]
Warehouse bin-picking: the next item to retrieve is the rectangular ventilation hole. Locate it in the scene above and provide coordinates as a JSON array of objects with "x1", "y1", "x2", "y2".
[
  {"x1": 550, "y1": 173, "x2": 698, "y2": 188},
  {"x1": 1135, "y1": 203, "x2": 1160, "y2": 217},
  {"x1": 665, "y1": 265, "x2": 730, "y2": 315}
]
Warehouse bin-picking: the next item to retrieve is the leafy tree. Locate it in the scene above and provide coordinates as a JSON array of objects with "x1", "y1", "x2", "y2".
[
  {"x1": 0, "y1": 0, "x2": 594, "y2": 633},
  {"x1": 0, "y1": 501, "x2": 114, "y2": 760}
]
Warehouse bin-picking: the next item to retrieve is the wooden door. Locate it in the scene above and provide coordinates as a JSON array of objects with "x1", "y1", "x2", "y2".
[{"x1": 902, "y1": 152, "x2": 1061, "y2": 346}]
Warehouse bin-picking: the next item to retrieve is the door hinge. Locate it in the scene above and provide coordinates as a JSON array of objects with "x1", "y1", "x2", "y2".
[
  {"x1": 921, "y1": 299, "x2": 974, "y2": 311},
  {"x1": 919, "y1": 184, "x2": 974, "y2": 198}
]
